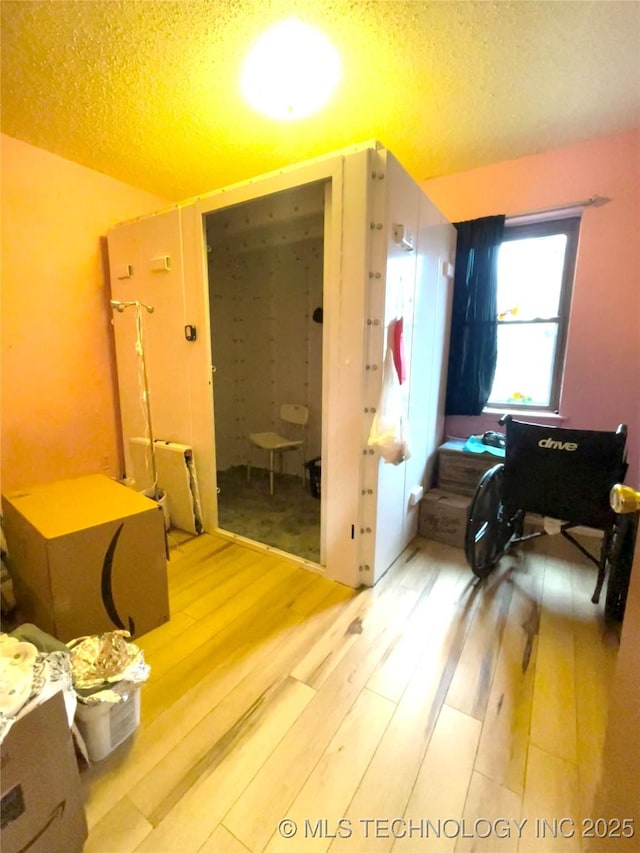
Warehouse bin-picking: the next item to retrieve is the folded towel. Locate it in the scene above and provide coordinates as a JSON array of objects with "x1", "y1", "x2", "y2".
[{"x1": 463, "y1": 434, "x2": 506, "y2": 458}]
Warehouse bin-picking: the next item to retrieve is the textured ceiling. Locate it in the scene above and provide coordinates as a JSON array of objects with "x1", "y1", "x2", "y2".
[{"x1": 2, "y1": 0, "x2": 639, "y2": 201}]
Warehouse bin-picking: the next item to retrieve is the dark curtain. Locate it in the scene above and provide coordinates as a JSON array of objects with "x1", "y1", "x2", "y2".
[{"x1": 445, "y1": 214, "x2": 506, "y2": 416}]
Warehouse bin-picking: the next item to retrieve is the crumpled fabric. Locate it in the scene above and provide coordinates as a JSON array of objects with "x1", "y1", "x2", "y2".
[
  {"x1": 0, "y1": 643, "x2": 76, "y2": 743},
  {"x1": 10, "y1": 622, "x2": 69, "y2": 653},
  {"x1": 67, "y1": 630, "x2": 150, "y2": 704},
  {"x1": 0, "y1": 634, "x2": 38, "y2": 719},
  {"x1": 463, "y1": 434, "x2": 506, "y2": 457}
]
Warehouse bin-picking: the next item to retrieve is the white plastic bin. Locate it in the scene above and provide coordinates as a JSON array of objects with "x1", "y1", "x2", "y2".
[
  {"x1": 140, "y1": 487, "x2": 171, "y2": 531},
  {"x1": 74, "y1": 683, "x2": 141, "y2": 761}
]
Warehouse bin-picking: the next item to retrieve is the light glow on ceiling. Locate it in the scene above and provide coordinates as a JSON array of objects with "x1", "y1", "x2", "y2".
[{"x1": 240, "y1": 18, "x2": 341, "y2": 121}]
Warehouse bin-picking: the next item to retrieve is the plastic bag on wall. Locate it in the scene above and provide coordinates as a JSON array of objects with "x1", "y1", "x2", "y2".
[{"x1": 367, "y1": 347, "x2": 412, "y2": 465}]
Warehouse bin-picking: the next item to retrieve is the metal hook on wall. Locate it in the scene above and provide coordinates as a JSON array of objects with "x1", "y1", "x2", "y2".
[{"x1": 110, "y1": 299, "x2": 154, "y2": 314}]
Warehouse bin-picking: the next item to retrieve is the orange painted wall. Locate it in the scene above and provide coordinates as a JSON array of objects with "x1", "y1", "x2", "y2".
[
  {"x1": 3, "y1": 131, "x2": 638, "y2": 493},
  {"x1": 1, "y1": 134, "x2": 170, "y2": 493},
  {"x1": 422, "y1": 128, "x2": 640, "y2": 484}
]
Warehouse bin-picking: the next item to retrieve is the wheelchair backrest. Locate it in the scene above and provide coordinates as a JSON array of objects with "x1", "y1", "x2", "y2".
[{"x1": 503, "y1": 420, "x2": 628, "y2": 529}]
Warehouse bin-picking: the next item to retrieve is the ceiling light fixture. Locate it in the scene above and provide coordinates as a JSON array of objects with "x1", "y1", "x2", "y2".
[{"x1": 240, "y1": 18, "x2": 341, "y2": 121}]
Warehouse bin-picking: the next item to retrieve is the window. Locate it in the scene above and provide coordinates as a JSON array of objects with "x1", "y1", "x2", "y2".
[{"x1": 487, "y1": 215, "x2": 580, "y2": 412}]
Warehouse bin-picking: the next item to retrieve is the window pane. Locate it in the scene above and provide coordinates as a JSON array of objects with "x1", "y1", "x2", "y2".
[
  {"x1": 489, "y1": 323, "x2": 558, "y2": 407},
  {"x1": 497, "y1": 234, "x2": 567, "y2": 321}
]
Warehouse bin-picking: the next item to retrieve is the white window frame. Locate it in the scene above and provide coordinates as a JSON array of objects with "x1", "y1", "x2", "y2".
[{"x1": 486, "y1": 213, "x2": 581, "y2": 413}]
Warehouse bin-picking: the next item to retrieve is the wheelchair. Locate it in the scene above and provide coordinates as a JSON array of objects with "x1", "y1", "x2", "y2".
[{"x1": 465, "y1": 415, "x2": 637, "y2": 620}]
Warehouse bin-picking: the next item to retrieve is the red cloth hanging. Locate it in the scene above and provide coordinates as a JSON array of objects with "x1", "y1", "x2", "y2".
[{"x1": 389, "y1": 317, "x2": 406, "y2": 385}]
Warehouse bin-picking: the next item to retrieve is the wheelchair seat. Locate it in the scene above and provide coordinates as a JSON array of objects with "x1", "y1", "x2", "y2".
[{"x1": 465, "y1": 416, "x2": 635, "y2": 619}]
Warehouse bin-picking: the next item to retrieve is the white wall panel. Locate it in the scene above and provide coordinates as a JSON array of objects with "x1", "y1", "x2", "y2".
[
  {"x1": 179, "y1": 203, "x2": 217, "y2": 531},
  {"x1": 371, "y1": 153, "x2": 421, "y2": 582},
  {"x1": 417, "y1": 197, "x2": 457, "y2": 490},
  {"x1": 108, "y1": 142, "x2": 453, "y2": 589},
  {"x1": 362, "y1": 153, "x2": 456, "y2": 585},
  {"x1": 108, "y1": 208, "x2": 193, "y2": 482}
]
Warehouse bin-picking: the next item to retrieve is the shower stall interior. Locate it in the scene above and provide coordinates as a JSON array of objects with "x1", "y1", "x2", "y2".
[{"x1": 204, "y1": 183, "x2": 325, "y2": 563}]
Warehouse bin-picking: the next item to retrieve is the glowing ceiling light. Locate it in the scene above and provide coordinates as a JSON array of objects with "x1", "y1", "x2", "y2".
[{"x1": 240, "y1": 18, "x2": 341, "y2": 121}]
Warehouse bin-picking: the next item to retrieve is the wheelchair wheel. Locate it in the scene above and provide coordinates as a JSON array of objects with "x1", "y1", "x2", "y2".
[
  {"x1": 604, "y1": 512, "x2": 638, "y2": 621},
  {"x1": 465, "y1": 464, "x2": 511, "y2": 579}
]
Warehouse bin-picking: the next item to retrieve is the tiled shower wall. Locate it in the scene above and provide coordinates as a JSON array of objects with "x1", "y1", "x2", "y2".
[{"x1": 207, "y1": 237, "x2": 323, "y2": 474}]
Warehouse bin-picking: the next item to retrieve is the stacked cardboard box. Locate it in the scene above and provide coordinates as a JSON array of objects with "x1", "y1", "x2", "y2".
[
  {"x1": 418, "y1": 439, "x2": 500, "y2": 548},
  {"x1": 0, "y1": 691, "x2": 88, "y2": 853}
]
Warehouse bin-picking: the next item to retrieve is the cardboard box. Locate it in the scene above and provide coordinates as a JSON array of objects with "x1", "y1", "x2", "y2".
[
  {"x1": 419, "y1": 488, "x2": 472, "y2": 548},
  {"x1": 2, "y1": 474, "x2": 169, "y2": 642},
  {"x1": 0, "y1": 691, "x2": 88, "y2": 853},
  {"x1": 436, "y1": 440, "x2": 500, "y2": 496}
]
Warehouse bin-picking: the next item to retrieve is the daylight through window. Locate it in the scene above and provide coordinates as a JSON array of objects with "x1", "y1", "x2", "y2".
[{"x1": 487, "y1": 216, "x2": 580, "y2": 412}]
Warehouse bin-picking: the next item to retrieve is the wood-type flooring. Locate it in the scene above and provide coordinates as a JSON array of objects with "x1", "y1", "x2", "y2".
[{"x1": 81, "y1": 530, "x2": 624, "y2": 852}]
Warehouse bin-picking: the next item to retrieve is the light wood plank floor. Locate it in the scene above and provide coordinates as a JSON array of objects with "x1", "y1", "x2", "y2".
[{"x1": 81, "y1": 530, "x2": 622, "y2": 853}]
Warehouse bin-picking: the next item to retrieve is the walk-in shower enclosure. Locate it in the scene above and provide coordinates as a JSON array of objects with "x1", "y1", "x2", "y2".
[{"x1": 107, "y1": 141, "x2": 456, "y2": 588}]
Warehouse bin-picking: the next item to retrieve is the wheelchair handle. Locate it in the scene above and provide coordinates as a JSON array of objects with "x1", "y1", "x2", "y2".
[
  {"x1": 498, "y1": 416, "x2": 627, "y2": 437},
  {"x1": 610, "y1": 484, "x2": 640, "y2": 514}
]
